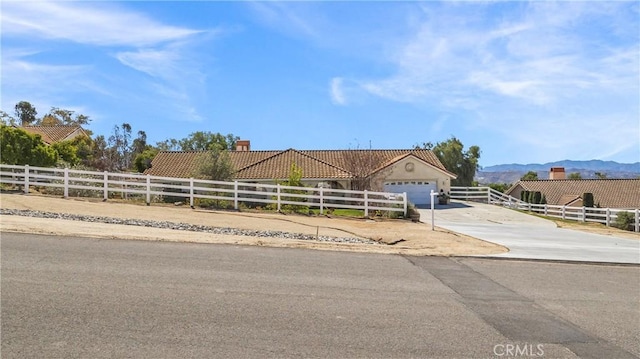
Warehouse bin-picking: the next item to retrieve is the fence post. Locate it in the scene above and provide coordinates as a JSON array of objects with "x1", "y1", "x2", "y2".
[
  {"x1": 189, "y1": 178, "x2": 194, "y2": 208},
  {"x1": 319, "y1": 187, "x2": 324, "y2": 215},
  {"x1": 277, "y1": 184, "x2": 281, "y2": 212},
  {"x1": 234, "y1": 181, "x2": 239, "y2": 210},
  {"x1": 23, "y1": 165, "x2": 29, "y2": 194},
  {"x1": 146, "y1": 175, "x2": 151, "y2": 206},
  {"x1": 562, "y1": 206, "x2": 566, "y2": 220},
  {"x1": 581, "y1": 206, "x2": 586, "y2": 222},
  {"x1": 64, "y1": 167, "x2": 69, "y2": 198},
  {"x1": 364, "y1": 190, "x2": 369, "y2": 217},
  {"x1": 544, "y1": 204, "x2": 548, "y2": 216},
  {"x1": 635, "y1": 209, "x2": 639, "y2": 233},
  {"x1": 403, "y1": 192, "x2": 408, "y2": 217},
  {"x1": 102, "y1": 171, "x2": 109, "y2": 201},
  {"x1": 605, "y1": 208, "x2": 610, "y2": 227},
  {"x1": 487, "y1": 188, "x2": 491, "y2": 204}
]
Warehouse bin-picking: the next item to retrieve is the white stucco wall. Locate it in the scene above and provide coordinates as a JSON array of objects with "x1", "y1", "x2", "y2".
[{"x1": 374, "y1": 156, "x2": 453, "y2": 193}]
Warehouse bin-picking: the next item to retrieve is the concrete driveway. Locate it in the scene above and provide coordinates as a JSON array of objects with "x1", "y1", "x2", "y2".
[{"x1": 419, "y1": 201, "x2": 640, "y2": 264}]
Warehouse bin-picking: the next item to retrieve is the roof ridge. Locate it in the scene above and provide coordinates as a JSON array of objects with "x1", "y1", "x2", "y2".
[{"x1": 234, "y1": 149, "x2": 288, "y2": 172}]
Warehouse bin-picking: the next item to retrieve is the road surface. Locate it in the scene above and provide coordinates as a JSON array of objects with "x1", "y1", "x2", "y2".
[{"x1": 2, "y1": 232, "x2": 638, "y2": 358}]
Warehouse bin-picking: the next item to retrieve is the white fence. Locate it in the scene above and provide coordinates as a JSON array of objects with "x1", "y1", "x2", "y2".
[
  {"x1": 450, "y1": 186, "x2": 640, "y2": 232},
  {"x1": 0, "y1": 164, "x2": 408, "y2": 217}
]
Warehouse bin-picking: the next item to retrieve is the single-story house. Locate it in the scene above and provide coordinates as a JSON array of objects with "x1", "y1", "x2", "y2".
[
  {"x1": 144, "y1": 141, "x2": 457, "y2": 205},
  {"x1": 505, "y1": 174, "x2": 640, "y2": 209},
  {"x1": 20, "y1": 125, "x2": 89, "y2": 145}
]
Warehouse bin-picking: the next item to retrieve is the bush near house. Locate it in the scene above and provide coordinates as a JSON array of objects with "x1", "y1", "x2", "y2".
[{"x1": 614, "y1": 211, "x2": 634, "y2": 231}]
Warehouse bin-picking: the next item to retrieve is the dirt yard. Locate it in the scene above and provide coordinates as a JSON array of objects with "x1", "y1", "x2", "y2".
[{"x1": 0, "y1": 193, "x2": 507, "y2": 256}]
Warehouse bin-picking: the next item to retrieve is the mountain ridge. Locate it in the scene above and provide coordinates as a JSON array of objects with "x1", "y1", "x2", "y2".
[{"x1": 482, "y1": 160, "x2": 639, "y2": 173}]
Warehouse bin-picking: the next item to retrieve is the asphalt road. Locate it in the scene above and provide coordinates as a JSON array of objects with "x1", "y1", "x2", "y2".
[
  {"x1": 2, "y1": 232, "x2": 639, "y2": 358},
  {"x1": 420, "y1": 202, "x2": 640, "y2": 264}
]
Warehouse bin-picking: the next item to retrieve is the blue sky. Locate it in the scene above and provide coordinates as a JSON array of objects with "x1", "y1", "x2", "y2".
[{"x1": 2, "y1": 1, "x2": 639, "y2": 166}]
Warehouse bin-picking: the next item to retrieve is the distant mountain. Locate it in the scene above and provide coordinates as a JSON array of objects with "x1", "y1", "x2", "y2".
[
  {"x1": 476, "y1": 160, "x2": 640, "y2": 185},
  {"x1": 482, "y1": 160, "x2": 640, "y2": 173}
]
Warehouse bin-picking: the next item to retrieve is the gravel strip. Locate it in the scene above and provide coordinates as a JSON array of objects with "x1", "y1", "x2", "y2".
[{"x1": 0, "y1": 208, "x2": 379, "y2": 245}]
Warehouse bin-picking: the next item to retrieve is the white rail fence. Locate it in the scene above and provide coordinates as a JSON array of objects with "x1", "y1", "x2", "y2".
[
  {"x1": 0, "y1": 164, "x2": 408, "y2": 217},
  {"x1": 450, "y1": 186, "x2": 640, "y2": 232}
]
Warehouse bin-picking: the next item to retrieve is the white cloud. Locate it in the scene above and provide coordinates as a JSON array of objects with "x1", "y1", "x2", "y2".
[
  {"x1": 330, "y1": 78, "x2": 346, "y2": 105},
  {"x1": 1, "y1": 1, "x2": 201, "y2": 47}
]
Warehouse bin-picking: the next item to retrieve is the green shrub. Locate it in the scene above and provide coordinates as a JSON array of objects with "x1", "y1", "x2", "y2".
[
  {"x1": 583, "y1": 193, "x2": 594, "y2": 208},
  {"x1": 614, "y1": 211, "x2": 634, "y2": 231}
]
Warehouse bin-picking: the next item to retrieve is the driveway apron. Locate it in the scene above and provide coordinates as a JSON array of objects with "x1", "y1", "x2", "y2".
[{"x1": 419, "y1": 202, "x2": 640, "y2": 264}]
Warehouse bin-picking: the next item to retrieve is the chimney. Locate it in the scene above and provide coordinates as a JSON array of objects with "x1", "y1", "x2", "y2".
[
  {"x1": 236, "y1": 140, "x2": 250, "y2": 151},
  {"x1": 549, "y1": 167, "x2": 565, "y2": 180}
]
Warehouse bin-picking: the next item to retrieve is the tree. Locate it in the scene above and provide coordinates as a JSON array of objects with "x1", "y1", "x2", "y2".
[
  {"x1": 14, "y1": 101, "x2": 38, "y2": 126},
  {"x1": 582, "y1": 193, "x2": 594, "y2": 208},
  {"x1": 1, "y1": 110, "x2": 16, "y2": 125},
  {"x1": 568, "y1": 172, "x2": 582, "y2": 179},
  {"x1": 594, "y1": 172, "x2": 607, "y2": 179},
  {"x1": 488, "y1": 183, "x2": 510, "y2": 193},
  {"x1": 134, "y1": 148, "x2": 158, "y2": 173},
  {"x1": 191, "y1": 145, "x2": 235, "y2": 181},
  {"x1": 52, "y1": 140, "x2": 81, "y2": 166},
  {"x1": 108, "y1": 123, "x2": 133, "y2": 171},
  {"x1": 0, "y1": 125, "x2": 58, "y2": 166},
  {"x1": 341, "y1": 149, "x2": 378, "y2": 191},
  {"x1": 419, "y1": 136, "x2": 480, "y2": 187},
  {"x1": 40, "y1": 107, "x2": 91, "y2": 126},
  {"x1": 177, "y1": 131, "x2": 238, "y2": 151},
  {"x1": 521, "y1": 171, "x2": 539, "y2": 180}
]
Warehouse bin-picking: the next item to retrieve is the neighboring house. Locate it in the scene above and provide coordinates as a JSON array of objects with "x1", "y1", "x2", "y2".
[
  {"x1": 19, "y1": 125, "x2": 88, "y2": 145},
  {"x1": 144, "y1": 141, "x2": 457, "y2": 206},
  {"x1": 505, "y1": 168, "x2": 640, "y2": 209}
]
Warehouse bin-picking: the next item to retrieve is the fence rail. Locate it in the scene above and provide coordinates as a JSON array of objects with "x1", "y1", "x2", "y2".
[
  {"x1": 450, "y1": 186, "x2": 640, "y2": 232},
  {"x1": 0, "y1": 164, "x2": 408, "y2": 217}
]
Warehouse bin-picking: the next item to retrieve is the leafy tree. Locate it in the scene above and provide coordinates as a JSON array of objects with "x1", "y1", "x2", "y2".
[
  {"x1": 0, "y1": 125, "x2": 58, "y2": 166},
  {"x1": 419, "y1": 136, "x2": 480, "y2": 187},
  {"x1": 488, "y1": 183, "x2": 510, "y2": 193},
  {"x1": 1, "y1": 110, "x2": 16, "y2": 125},
  {"x1": 14, "y1": 101, "x2": 38, "y2": 126},
  {"x1": 52, "y1": 140, "x2": 81, "y2": 166},
  {"x1": 178, "y1": 131, "x2": 238, "y2": 151},
  {"x1": 521, "y1": 171, "x2": 539, "y2": 180},
  {"x1": 108, "y1": 123, "x2": 133, "y2": 171},
  {"x1": 191, "y1": 145, "x2": 235, "y2": 181},
  {"x1": 134, "y1": 148, "x2": 158, "y2": 173},
  {"x1": 156, "y1": 138, "x2": 180, "y2": 151},
  {"x1": 594, "y1": 172, "x2": 607, "y2": 179},
  {"x1": 278, "y1": 162, "x2": 308, "y2": 214},
  {"x1": 40, "y1": 107, "x2": 91, "y2": 126},
  {"x1": 568, "y1": 172, "x2": 582, "y2": 179}
]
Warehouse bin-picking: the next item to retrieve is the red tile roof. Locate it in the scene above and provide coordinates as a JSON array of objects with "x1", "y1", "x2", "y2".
[
  {"x1": 144, "y1": 148, "x2": 455, "y2": 181},
  {"x1": 506, "y1": 179, "x2": 640, "y2": 209},
  {"x1": 20, "y1": 125, "x2": 87, "y2": 145}
]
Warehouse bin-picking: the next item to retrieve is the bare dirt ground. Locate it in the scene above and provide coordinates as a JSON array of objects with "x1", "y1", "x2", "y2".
[{"x1": 0, "y1": 193, "x2": 507, "y2": 256}]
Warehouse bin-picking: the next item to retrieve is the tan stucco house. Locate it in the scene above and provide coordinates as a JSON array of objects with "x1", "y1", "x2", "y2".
[{"x1": 144, "y1": 141, "x2": 456, "y2": 205}]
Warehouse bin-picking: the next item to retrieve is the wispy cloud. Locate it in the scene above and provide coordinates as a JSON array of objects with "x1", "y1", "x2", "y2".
[
  {"x1": 330, "y1": 78, "x2": 346, "y2": 105},
  {"x1": 1, "y1": 1, "x2": 217, "y2": 124},
  {"x1": 330, "y1": 2, "x2": 639, "y2": 161},
  {"x1": 1, "y1": 1, "x2": 201, "y2": 47}
]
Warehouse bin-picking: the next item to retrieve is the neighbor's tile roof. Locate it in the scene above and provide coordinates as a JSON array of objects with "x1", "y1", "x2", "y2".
[
  {"x1": 20, "y1": 125, "x2": 86, "y2": 144},
  {"x1": 507, "y1": 179, "x2": 640, "y2": 209},
  {"x1": 144, "y1": 148, "x2": 454, "y2": 180}
]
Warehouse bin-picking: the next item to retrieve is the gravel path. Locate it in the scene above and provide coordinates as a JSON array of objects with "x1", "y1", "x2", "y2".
[{"x1": 0, "y1": 208, "x2": 379, "y2": 245}]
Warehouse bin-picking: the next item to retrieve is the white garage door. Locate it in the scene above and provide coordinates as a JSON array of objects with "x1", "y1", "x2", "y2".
[{"x1": 384, "y1": 181, "x2": 437, "y2": 206}]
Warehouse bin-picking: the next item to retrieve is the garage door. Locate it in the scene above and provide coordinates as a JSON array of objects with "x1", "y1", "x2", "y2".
[{"x1": 384, "y1": 181, "x2": 437, "y2": 206}]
